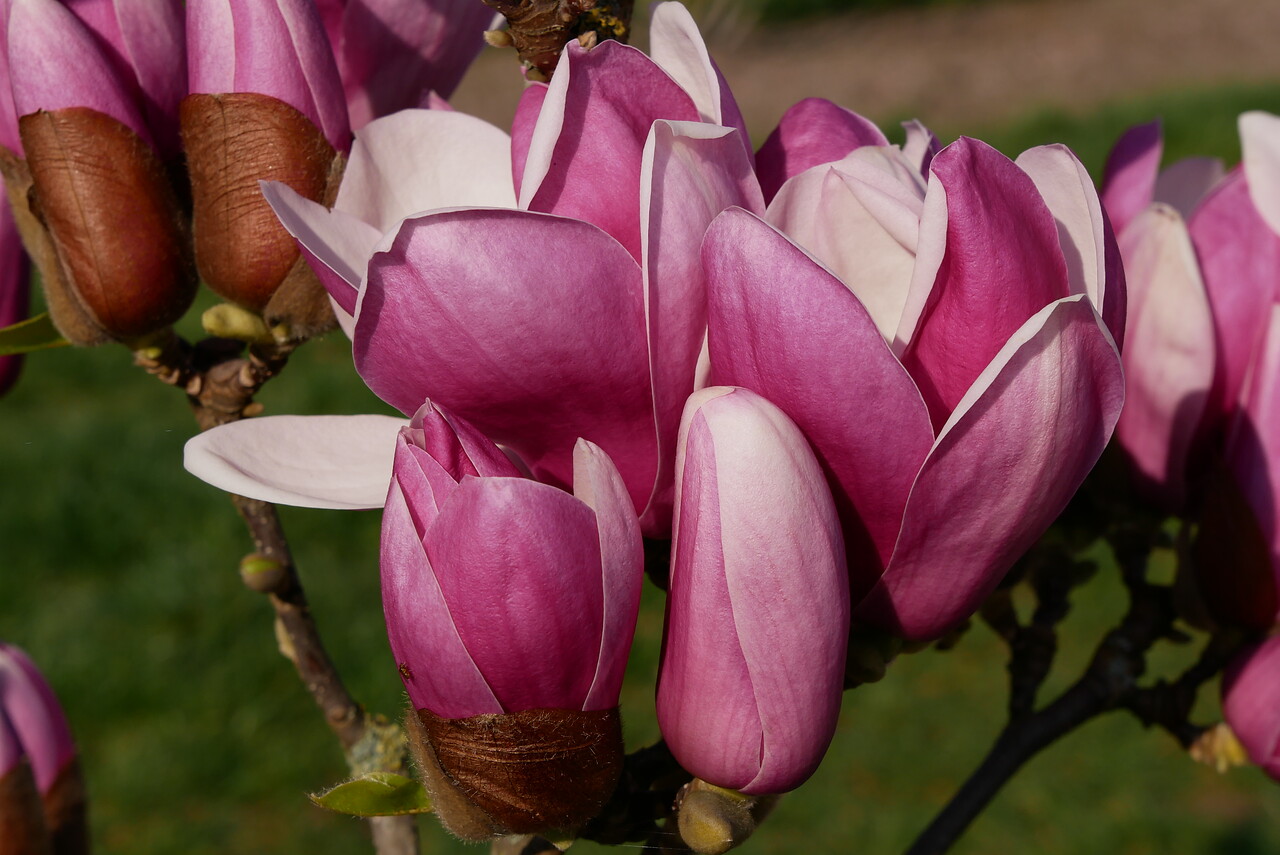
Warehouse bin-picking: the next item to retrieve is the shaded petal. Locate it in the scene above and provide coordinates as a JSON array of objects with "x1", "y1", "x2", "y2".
[
  {"x1": 1017, "y1": 144, "x2": 1125, "y2": 343},
  {"x1": 406, "y1": 400, "x2": 522, "y2": 481},
  {"x1": 1153, "y1": 156, "x2": 1224, "y2": 219},
  {"x1": 901, "y1": 119, "x2": 940, "y2": 176},
  {"x1": 640, "y1": 120, "x2": 764, "y2": 534},
  {"x1": 357, "y1": 208, "x2": 656, "y2": 512},
  {"x1": 1114, "y1": 205, "x2": 1214, "y2": 507},
  {"x1": 1241, "y1": 110, "x2": 1280, "y2": 236},
  {"x1": 184, "y1": 414, "x2": 405, "y2": 509},
  {"x1": 768, "y1": 147, "x2": 924, "y2": 339},
  {"x1": 424, "y1": 478, "x2": 604, "y2": 712},
  {"x1": 521, "y1": 40, "x2": 699, "y2": 259},
  {"x1": 0, "y1": 644, "x2": 75, "y2": 794},
  {"x1": 381, "y1": 479, "x2": 502, "y2": 717},
  {"x1": 0, "y1": 197, "x2": 30, "y2": 398},
  {"x1": 900, "y1": 137, "x2": 1071, "y2": 426},
  {"x1": 755, "y1": 98, "x2": 889, "y2": 203},
  {"x1": 574, "y1": 440, "x2": 644, "y2": 711},
  {"x1": 1100, "y1": 120, "x2": 1161, "y2": 236},
  {"x1": 1222, "y1": 638, "x2": 1280, "y2": 781},
  {"x1": 335, "y1": 108, "x2": 515, "y2": 233},
  {"x1": 1189, "y1": 169, "x2": 1280, "y2": 426},
  {"x1": 704, "y1": 208, "x2": 933, "y2": 597},
  {"x1": 859, "y1": 296, "x2": 1123, "y2": 640}
]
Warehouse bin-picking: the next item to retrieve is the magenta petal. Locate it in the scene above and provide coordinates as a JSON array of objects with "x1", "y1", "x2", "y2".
[
  {"x1": 1153, "y1": 157, "x2": 1224, "y2": 219},
  {"x1": 0, "y1": 716, "x2": 20, "y2": 778},
  {"x1": 640, "y1": 120, "x2": 764, "y2": 533},
  {"x1": 859, "y1": 296, "x2": 1123, "y2": 640},
  {"x1": 0, "y1": 197, "x2": 30, "y2": 398},
  {"x1": 574, "y1": 440, "x2": 644, "y2": 712},
  {"x1": 704, "y1": 208, "x2": 933, "y2": 596},
  {"x1": 1189, "y1": 169, "x2": 1280, "y2": 426},
  {"x1": 357, "y1": 209, "x2": 656, "y2": 513},
  {"x1": 1222, "y1": 638, "x2": 1280, "y2": 781},
  {"x1": 1100, "y1": 120, "x2": 1162, "y2": 236},
  {"x1": 1114, "y1": 205, "x2": 1214, "y2": 508},
  {"x1": 658, "y1": 403, "x2": 762, "y2": 791},
  {"x1": 332, "y1": 0, "x2": 492, "y2": 128},
  {"x1": 522, "y1": 40, "x2": 699, "y2": 259},
  {"x1": 407, "y1": 400, "x2": 522, "y2": 481},
  {"x1": 0, "y1": 644, "x2": 75, "y2": 794},
  {"x1": 510, "y1": 81, "x2": 547, "y2": 195},
  {"x1": 755, "y1": 98, "x2": 889, "y2": 204},
  {"x1": 424, "y1": 478, "x2": 604, "y2": 712},
  {"x1": 381, "y1": 480, "x2": 502, "y2": 717},
  {"x1": 901, "y1": 137, "x2": 1071, "y2": 426},
  {"x1": 10, "y1": 0, "x2": 152, "y2": 144}
]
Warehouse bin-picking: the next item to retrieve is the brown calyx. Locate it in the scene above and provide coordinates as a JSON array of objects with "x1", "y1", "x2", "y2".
[
  {"x1": 181, "y1": 92, "x2": 342, "y2": 327},
  {"x1": 407, "y1": 705, "x2": 623, "y2": 840},
  {"x1": 11, "y1": 108, "x2": 195, "y2": 344},
  {"x1": 0, "y1": 760, "x2": 52, "y2": 855},
  {"x1": 41, "y1": 759, "x2": 87, "y2": 855}
]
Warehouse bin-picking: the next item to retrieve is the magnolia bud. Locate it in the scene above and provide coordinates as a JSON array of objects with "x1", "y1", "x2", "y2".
[{"x1": 1221, "y1": 636, "x2": 1280, "y2": 781}]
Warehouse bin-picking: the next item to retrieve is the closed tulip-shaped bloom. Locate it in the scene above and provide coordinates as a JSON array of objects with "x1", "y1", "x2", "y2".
[
  {"x1": 659, "y1": 387, "x2": 848, "y2": 794},
  {"x1": 1222, "y1": 635, "x2": 1280, "y2": 781},
  {"x1": 705, "y1": 132, "x2": 1125, "y2": 641},
  {"x1": 184, "y1": 0, "x2": 349, "y2": 330},
  {"x1": 0, "y1": 644, "x2": 84, "y2": 855},
  {"x1": 4, "y1": 0, "x2": 193, "y2": 345},
  {"x1": 386, "y1": 402, "x2": 643, "y2": 839}
]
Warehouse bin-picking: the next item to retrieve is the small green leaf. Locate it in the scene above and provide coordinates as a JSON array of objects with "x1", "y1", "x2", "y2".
[
  {"x1": 0, "y1": 313, "x2": 68, "y2": 355},
  {"x1": 309, "y1": 772, "x2": 432, "y2": 817}
]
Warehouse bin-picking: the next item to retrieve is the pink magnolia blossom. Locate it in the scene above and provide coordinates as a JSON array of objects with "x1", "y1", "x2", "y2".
[
  {"x1": 0, "y1": 644, "x2": 76, "y2": 796},
  {"x1": 658, "y1": 387, "x2": 847, "y2": 794},
  {"x1": 187, "y1": 0, "x2": 350, "y2": 150},
  {"x1": 385, "y1": 402, "x2": 643, "y2": 718},
  {"x1": 704, "y1": 129, "x2": 1125, "y2": 642},
  {"x1": 258, "y1": 10, "x2": 760, "y2": 535},
  {"x1": 1222, "y1": 635, "x2": 1280, "y2": 781},
  {"x1": 313, "y1": 0, "x2": 494, "y2": 129}
]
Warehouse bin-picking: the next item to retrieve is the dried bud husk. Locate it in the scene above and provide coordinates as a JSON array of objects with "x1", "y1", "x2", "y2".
[
  {"x1": 674, "y1": 779, "x2": 777, "y2": 855},
  {"x1": 406, "y1": 706, "x2": 623, "y2": 841},
  {"x1": 0, "y1": 760, "x2": 51, "y2": 855},
  {"x1": 7, "y1": 108, "x2": 195, "y2": 345},
  {"x1": 181, "y1": 92, "x2": 342, "y2": 337},
  {"x1": 41, "y1": 759, "x2": 86, "y2": 855}
]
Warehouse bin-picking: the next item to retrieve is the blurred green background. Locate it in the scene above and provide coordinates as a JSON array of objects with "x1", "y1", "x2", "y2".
[{"x1": 4, "y1": 7, "x2": 1280, "y2": 854}]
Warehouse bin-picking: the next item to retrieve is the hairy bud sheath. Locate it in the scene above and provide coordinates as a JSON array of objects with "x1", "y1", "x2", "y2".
[
  {"x1": 7, "y1": 107, "x2": 193, "y2": 344},
  {"x1": 181, "y1": 92, "x2": 343, "y2": 335},
  {"x1": 0, "y1": 758, "x2": 49, "y2": 855},
  {"x1": 406, "y1": 706, "x2": 623, "y2": 839}
]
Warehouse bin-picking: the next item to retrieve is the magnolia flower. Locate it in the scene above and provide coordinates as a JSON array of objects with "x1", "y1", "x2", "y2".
[
  {"x1": 658, "y1": 387, "x2": 847, "y2": 795},
  {"x1": 213, "y1": 3, "x2": 759, "y2": 535},
  {"x1": 704, "y1": 130, "x2": 1125, "y2": 641},
  {"x1": 386, "y1": 402, "x2": 643, "y2": 837},
  {"x1": 1221, "y1": 635, "x2": 1280, "y2": 781},
  {"x1": 313, "y1": 0, "x2": 494, "y2": 129}
]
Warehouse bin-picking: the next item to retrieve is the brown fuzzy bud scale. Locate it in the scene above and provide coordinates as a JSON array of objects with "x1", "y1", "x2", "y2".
[
  {"x1": 14, "y1": 109, "x2": 195, "y2": 344},
  {"x1": 181, "y1": 93, "x2": 341, "y2": 318},
  {"x1": 0, "y1": 760, "x2": 51, "y2": 855},
  {"x1": 407, "y1": 706, "x2": 623, "y2": 840},
  {"x1": 42, "y1": 759, "x2": 87, "y2": 855}
]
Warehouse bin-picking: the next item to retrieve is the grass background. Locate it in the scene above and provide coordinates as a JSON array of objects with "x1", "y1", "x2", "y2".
[{"x1": 2, "y1": 64, "x2": 1280, "y2": 855}]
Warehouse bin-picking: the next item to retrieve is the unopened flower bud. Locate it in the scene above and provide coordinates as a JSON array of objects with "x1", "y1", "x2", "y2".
[
  {"x1": 1221, "y1": 636, "x2": 1280, "y2": 781},
  {"x1": 674, "y1": 779, "x2": 777, "y2": 855}
]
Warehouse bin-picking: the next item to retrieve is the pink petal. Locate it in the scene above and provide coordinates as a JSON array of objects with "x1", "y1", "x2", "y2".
[
  {"x1": 0, "y1": 644, "x2": 75, "y2": 794},
  {"x1": 0, "y1": 197, "x2": 30, "y2": 398},
  {"x1": 703, "y1": 208, "x2": 933, "y2": 597},
  {"x1": 381, "y1": 479, "x2": 502, "y2": 717},
  {"x1": 9, "y1": 0, "x2": 152, "y2": 144},
  {"x1": 858, "y1": 296, "x2": 1124, "y2": 640},
  {"x1": 357, "y1": 209, "x2": 656, "y2": 513},
  {"x1": 900, "y1": 137, "x2": 1072, "y2": 427},
  {"x1": 0, "y1": 715, "x2": 20, "y2": 778},
  {"x1": 1240, "y1": 110, "x2": 1280, "y2": 236},
  {"x1": 767, "y1": 148, "x2": 924, "y2": 339},
  {"x1": 1153, "y1": 156, "x2": 1224, "y2": 219},
  {"x1": 510, "y1": 81, "x2": 547, "y2": 195},
  {"x1": 331, "y1": 0, "x2": 492, "y2": 129},
  {"x1": 520, "y1": 40, "x2": 699, "y2": 259},
  {"x1": 1100, "y1": 120, "x2": 1162, "y2": 236},
  {"x1": 574, "y1": 440, "x2": 644, "y2": 711},
  {"x1": 1114, "y1": 205, "x2": 1214, "y2": 507},
  {"x1": 1222, "y1": 638, "x2": 1280, "y2": 781},
  {"x1": 423, "y1": 477, "x2": 605, "y2": 712},
  {"x1": 334, "y1": 108, "x2": 515, "y2": 233},
  {"x1": 407, "y1": 400, "x2": 522, "y2": 481},
  {"x1": 1189, "y1": 169, "x2": 1280, "y2": 426},
  {"x1": 755, "y1": 98, "x2": 889, "y2": 204},
  {"x1": 183, "y1": 414, "x2": 405, "y2": 509},
  {"x1": 640, "y1": 120, "x2": 764, "y2": 534},
  {"x1": 1017, "y1": 144, "x2": 1125, "y2": 344},
  {"x1": 901, "y1": 119, "x2": 940, "y2": 176}
]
